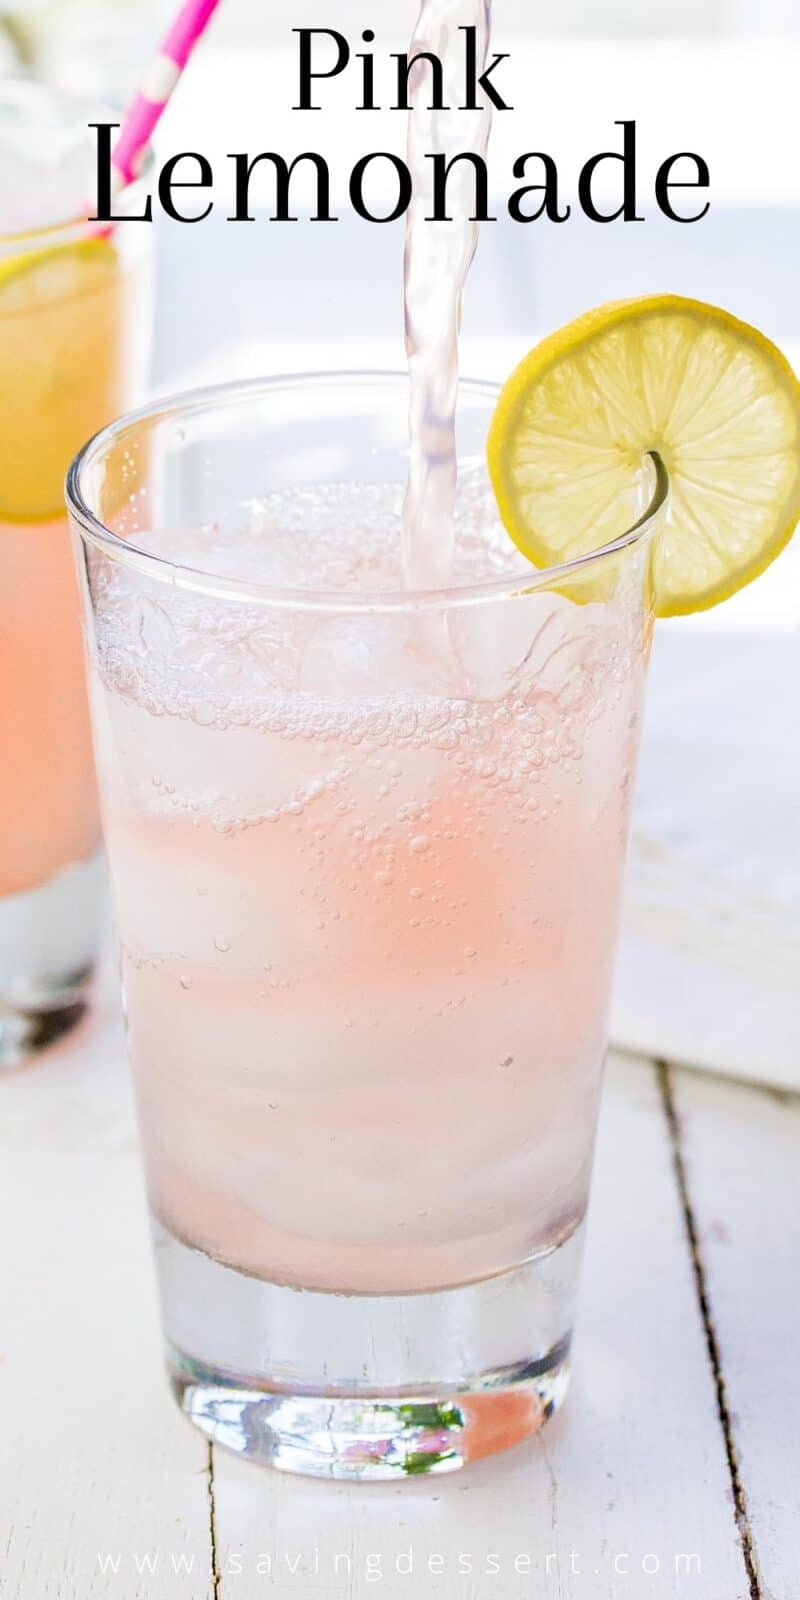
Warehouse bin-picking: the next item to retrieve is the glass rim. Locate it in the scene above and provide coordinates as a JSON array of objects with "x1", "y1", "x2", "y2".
[
  {"x1": 66, "y1": 370, "x2": 670, "y2": 616},
  {"x1": 0, "y1": 78, "x2": 152, "y2": 249}
]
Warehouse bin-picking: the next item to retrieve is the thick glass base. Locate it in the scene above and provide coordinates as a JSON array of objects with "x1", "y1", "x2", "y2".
[
  {"x1": 156, "y1": 1218, "x2": 582, "y2": 1480},
  {"x1": 0, "y1": 852, "x2": 102, "y2": 1070}
]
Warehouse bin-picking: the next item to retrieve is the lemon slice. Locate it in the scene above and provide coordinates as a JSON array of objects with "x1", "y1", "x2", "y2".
[
  {"x1": 0, "y1": 236, "x2": 121, "y2": 522},
  {"x1": 487, "y1": 295, "x2": 800, "y2": 616}
]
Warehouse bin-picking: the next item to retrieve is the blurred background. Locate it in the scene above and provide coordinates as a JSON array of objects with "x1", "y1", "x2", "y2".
[
  {"x1": 2, "y1": 0, "x2": 800, "y2": 91},
  {"x1": 1, "y1": 0, "x2": 798, "y2": 1081}
]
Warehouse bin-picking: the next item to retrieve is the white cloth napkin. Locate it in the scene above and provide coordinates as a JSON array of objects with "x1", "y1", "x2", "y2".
[{"x1": 612, "y1": 621, "x2": 800, "y2": 1090}]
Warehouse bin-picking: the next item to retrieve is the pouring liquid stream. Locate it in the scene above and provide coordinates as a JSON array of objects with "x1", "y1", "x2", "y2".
[{"x1": 401, "y1": 0, "x2": 493, "y2": 592}]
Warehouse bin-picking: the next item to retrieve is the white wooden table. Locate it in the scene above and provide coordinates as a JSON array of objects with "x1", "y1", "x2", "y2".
[{"x1": 2, "y1": 957, "x2": 796, "y2": 1600}]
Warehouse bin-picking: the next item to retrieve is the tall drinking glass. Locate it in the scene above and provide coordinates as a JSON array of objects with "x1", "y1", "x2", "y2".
[
  {"x1": 67, "y1": 373, "x2": 667, "y2": 1479},
  {"x1": 0, "y1": 80, "x2": 151, "y2": 1067}
]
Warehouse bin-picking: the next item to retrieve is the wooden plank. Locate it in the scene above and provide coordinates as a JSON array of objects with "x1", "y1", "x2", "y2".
[
  {"x1": 211, "y1": 1054, "x2": 748, "y2": 1599},
  {"x1": 0, "y1": 975, "x2": 213, "y2": 1600},
  {"x1": 669, "y1": 1064, "x2": 800, "y2": 1600}
]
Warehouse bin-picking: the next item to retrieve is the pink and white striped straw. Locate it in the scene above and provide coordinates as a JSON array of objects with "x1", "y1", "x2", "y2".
[{"x1": 109, "y1": 0, "x2": 223, "y2": 195}]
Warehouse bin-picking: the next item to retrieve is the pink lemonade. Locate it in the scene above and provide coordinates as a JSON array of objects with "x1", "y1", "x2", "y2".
[
  {"x1": 0, "y1": 251, "x2": 135, "y2": 897},
  {"x1": 87, "y1": 477, "x2": 651, "y2": 1297},
  {"x1": 0, "y1": 519, "x2": 98, "y2": 895},
  {"x1": 0, "y1": 82, "x2": 149, "y2": 1056}
]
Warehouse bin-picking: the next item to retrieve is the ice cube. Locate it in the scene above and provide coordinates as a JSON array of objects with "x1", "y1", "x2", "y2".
[
  {"x1": 0, "y1": 81, "x2": 99, "y2": 233},
  {"x1": 449, "y1": 591, "x2": 560, "y2": 700},
  {"x1": 301, "y1": 615, "x2": 431, "y2": 699}
]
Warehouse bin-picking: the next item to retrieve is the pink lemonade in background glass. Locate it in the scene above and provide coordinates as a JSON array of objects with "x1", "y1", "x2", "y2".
[{"x1": 0, "y1": 81, "x2": 150, "y2": 1066}]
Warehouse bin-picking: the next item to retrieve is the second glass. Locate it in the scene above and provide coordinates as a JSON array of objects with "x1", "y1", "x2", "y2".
[
  {"x1": 0, "y1": 80, "x2": 151, "y2": 1066},
  {"x1": 68, "y1": 373, "x2": 666, "y2": 1479}
]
